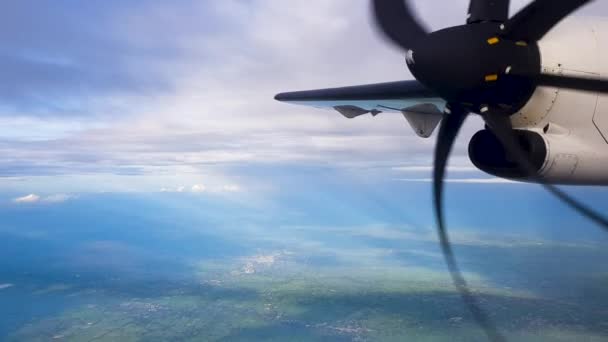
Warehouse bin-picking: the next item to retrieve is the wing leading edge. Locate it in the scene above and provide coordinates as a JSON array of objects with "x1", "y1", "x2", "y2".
[{"x1": 275, "y1": 80, "x2": 447, "y2": 138}]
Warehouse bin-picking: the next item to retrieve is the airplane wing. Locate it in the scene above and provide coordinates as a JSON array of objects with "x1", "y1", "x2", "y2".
[{"x1": 275, "y1": 80, "x2": 447, "y2": 138}]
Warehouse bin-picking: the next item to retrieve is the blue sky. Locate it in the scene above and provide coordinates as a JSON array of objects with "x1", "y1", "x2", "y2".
[{"x1": 2, "y1": 0, "x2": 608, "y2": 218}]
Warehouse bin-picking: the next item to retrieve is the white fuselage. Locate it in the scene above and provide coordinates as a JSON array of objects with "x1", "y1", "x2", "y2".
[{"x1": 512, "y1": 17, "x2": 608, "y2": 185}]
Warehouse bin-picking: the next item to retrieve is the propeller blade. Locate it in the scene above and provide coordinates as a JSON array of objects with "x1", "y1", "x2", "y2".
[
  {"x1": 371, "y1": 0, "x2": 429, "y2": 50},
  {"x1": 483, "y1": 114, "x2": 608, "y2": 232},
  {"x1": 532, "y1": 73, "x2": 608, "y2": 94},
  {"x1": 467, "y1": 0, "x2": 510, "y2": 24},
  {"x1": 433, "y1": 105, "x2": 507, "y2": 342},
  {"x1": 502, "y1": 0, "x2": 593, "y2": 42}
]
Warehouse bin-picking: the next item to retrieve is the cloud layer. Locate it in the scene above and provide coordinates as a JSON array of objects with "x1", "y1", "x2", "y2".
[
  {"x1": 12, "y1": 193, "x2": 76, "y2": 204},
  {"x1": 13, "y1": 194, "x2": 40, "y2": 203},
  {"x1": 2, "y1": 1, "x2": 608, "y2": 192}
]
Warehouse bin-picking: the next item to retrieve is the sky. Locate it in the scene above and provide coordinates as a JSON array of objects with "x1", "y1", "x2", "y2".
[
  {"x1": 2, "y1": 0, "x2": 608, "y2": 201},
  {"x1": 3, "y1": 3, "x2": 608, "y2": 340}
]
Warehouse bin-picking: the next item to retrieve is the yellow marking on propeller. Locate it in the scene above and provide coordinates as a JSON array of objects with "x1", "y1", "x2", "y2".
[
  {"x1": 487, "y1": 37, "x2": 500, "y2": 45},
  {"x1": 516, "y1": 41, "x2": 528, "y2": 46},
  {"x1": 485, "y1": 74, "x2": 499, "y2": 82}
]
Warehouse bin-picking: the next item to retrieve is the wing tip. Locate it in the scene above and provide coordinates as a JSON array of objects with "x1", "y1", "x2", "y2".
[{"x1": 274, "y1": 92, "x2": 291, "y2": 102}]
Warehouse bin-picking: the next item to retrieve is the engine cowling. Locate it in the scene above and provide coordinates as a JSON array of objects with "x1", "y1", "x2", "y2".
[
  {"x1": 468, "y1": 128, "x2": 608, "y2": 185},
  {"x1": 468, "y1": 129, "x2": 547, "y2": 180}
]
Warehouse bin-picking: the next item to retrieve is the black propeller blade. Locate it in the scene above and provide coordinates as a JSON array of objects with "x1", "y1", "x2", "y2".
[
  {"x1": 514, "y1": 72, "x2": 608, "y2": 94},
  {"x1": 371, "y1": 0, "x2": 428, "y2": 50},
  {"x1": 467, "y1": 0, "x2": 510, "y2": 24},
  {"x1": 433, "y1": 106, "x2": 508, "y2": 342},
  {"x1": 502, "y1": 0, "x2": 592, "y2": 42}
]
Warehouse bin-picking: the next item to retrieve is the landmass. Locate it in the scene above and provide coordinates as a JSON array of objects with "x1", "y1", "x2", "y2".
[{"x1": 6, "y1": 251, "x2": 608, "y2": 341}]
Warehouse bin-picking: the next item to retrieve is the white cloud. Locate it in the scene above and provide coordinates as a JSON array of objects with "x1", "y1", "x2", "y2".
[
  {"x1": 42, "y1": 194, "x2": 76, "y2": 203},
  {"x1": 12, "y1": 193, "x2": 77, "y2": 204},
  {"x1": 0, "y1": 284, "x2": 13, "y2": 290},
  {"x1": 222, "y1": 184, "x2": 241, "y2": 192},
  {"x1": 191, "y1": 184, "x2": 207, "y2": 193},
  {"x1": 13, "y1": 194, "x2": 41, "y2": 203},
  {"x1": 158, "y1": 183, "x2": 240, "y2": 194}
]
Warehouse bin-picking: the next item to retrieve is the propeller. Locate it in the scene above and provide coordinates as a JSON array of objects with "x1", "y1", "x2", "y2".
[
  {"x1": 371, "y1": 0, "x2": 428, "y2": 49},
  {"x1": 433, "y1": 105, "x2": 507, "y2": 342},
  {"x1": 372, "y1": 0, "x2": 608, "y2": 340},
  {"x1": 502, "y1": 0, "x2": 593, "y2": 42},
  {"x1": 467, "y1": 0, "x2": 510, "y2": 24}
]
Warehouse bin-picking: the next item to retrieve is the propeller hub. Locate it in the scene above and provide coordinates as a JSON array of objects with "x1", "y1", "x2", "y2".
[{"x1": 406, "y1": 24, "x2": 540, "y2": 114}]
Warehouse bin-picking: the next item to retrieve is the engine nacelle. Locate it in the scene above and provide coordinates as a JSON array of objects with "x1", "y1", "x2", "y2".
[
  {"x1": 468, "y1": 129, "x2": 547, "y2": 180},
  {"x1": 468, "y1": 128, "x2": 608, "y2": 185}
]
